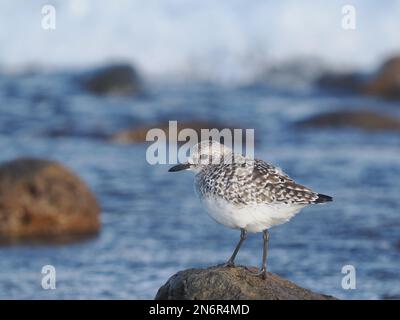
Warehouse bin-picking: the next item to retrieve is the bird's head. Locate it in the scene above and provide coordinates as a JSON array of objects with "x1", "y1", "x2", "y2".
[{"x1": 168, "y1": 140, "x2": 234, "y2": 173}]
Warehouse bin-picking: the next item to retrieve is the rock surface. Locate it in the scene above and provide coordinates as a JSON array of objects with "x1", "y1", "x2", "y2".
[
  {"x1": 364, "y1": 56, "x2": 400, "y2": 99},
  {"x1": 155, "y1": 265, "x2": 337, "y2": 300},
  {"x1": 315, "y1": 71, "x2": 365, "y2": 93},
  {"x1": 0, "y1": 158, "x2": 100, "y2": 243},
  {"x1": 111, "y1": 121, "x2": 242, "y2": 144},
  {"x1": 315, "y1": 56, "x2": 400, "y2": 99},
  {"x1": 80, "y1": 63, "x2": 141, "y2": 96},
  {"x1": 297, "y1": 110, "x2": 400, "y2": 132}
]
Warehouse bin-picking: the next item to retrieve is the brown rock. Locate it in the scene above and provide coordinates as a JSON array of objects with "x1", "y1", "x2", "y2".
[
  {"x1": 298, "y1": 110, "x2": 400, "y2": 132},
  {"x1": 155, "y1": 265, "x2": 337, "y2": 300},
  {"x1": 364, "y1": 56, "x2": 400, "y2": 99},
  {"x1": 111, "y1": 121, "x2": 243, "y2": 144},
  {"x1": 0, "y1": 158, "x2": 100, "y2": 244}
]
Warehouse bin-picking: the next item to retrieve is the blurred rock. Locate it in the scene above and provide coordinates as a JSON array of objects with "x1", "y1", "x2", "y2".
[
  {"x1": 298, "y1": 110, "x2": 400, "y2": 132},
  {"x1": 364, "y1": 56, "x2": 400, "y2": 99},
  {"x1": 0, "y1": 158, "x2": 100, "y2": 243},
  {"x1": 155, "y1": 265, "x2": 336, "y2": 300},
  {"x1": 42, "y1": 126, "x2": 109, "y2": 140},
  {"x1": 257, "y1": 57, "x2": 327, "y2": 88},
  {"x1": 111, "y1": 121, "x2": 244, "y2": 144},
  {"x1": 80, "y1": 64, "x2": 141, "y2": 96},
  {"x1": 315, "y1": 72, "x2": 365, "y2": 93},
  {"x1": 382, "y1": 294, "x2": 400, "y2": 300}
]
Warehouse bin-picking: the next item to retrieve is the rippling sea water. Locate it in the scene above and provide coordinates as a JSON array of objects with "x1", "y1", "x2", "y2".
[{"x1": 0, "y1": 71, "x2": 399, "y2": 299}]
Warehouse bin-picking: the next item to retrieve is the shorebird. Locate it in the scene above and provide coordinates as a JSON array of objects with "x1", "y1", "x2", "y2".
[{"x1": 169, "y1": 140, "x2": 332, "y2": 279}]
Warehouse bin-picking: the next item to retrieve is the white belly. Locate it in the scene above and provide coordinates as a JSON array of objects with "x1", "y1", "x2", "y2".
[{"x1": 200, "y1": 196, "x2": 306, "y2": 233}]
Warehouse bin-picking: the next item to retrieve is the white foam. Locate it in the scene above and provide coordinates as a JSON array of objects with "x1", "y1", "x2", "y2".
[{"x1": 1, "y1": 0, "x2": 400, "y2": 84}]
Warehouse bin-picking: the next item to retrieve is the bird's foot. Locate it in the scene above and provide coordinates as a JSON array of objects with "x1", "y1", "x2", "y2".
[{"x1": 246, "y1": 267, "x2": 267, "y2": 280}]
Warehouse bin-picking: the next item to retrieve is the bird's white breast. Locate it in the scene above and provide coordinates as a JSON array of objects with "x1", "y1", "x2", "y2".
[{"x1": 200, "y1": 195, "x2": 306, "y2": 233}]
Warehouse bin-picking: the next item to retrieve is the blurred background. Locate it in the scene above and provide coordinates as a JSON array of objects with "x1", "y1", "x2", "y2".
[{"x1": 0, "y1": 0, "x2": 399, "y2": 299}]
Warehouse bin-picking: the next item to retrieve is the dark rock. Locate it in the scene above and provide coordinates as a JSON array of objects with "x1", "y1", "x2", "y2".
[
  {"x1": 155, "y1": 265, "x2": 337, "y2": 300},
  {"x1": 297, "y1": 110, "x2": 400, "y2": 132},
  {"x1": 382, "y1": 294, "x2": 400, "y2": 300},
  {"x1": 42, "y1": 126, "x2": 109, "y2": 140},
  {"x1": 257, "y1": 57, "x2": 326, "y2": 87},
  {"x1": 364, "y1": 56, "x2": 400, "y2": 99},
  {"x1": 0, "y1": 158, "x2": 100, "y2": 244},
  {"x1": 80, "y1": 64, "x2": 141, "y2": 96},
  {"x1": 315, "y1": 72, "x2": 365, "y2": 93},
  {"x1": 111, "y1": 121, "x2": 244, "y2": 144}
]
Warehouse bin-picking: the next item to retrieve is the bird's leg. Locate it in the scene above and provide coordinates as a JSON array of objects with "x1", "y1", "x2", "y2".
[
  {"x1": 223, "y1": 228, "x2": 247, "y2": 267},
  {"x1": 247, "y1": 229, "x2": 269, "y2": 279},
  {"x1": 259, "y1": 229, "x2": 270, "y2": 279}
]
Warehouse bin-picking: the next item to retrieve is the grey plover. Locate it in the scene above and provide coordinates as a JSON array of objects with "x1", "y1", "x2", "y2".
[{"x1": 169, "y1": 140, "x2": 332, "y2": 279}]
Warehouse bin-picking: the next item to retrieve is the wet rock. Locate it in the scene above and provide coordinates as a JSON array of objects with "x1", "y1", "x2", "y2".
[
  {"x1": 155, "y1": 265, "x2": 337, "y2": 300},
  {"x1": 42, "y1": 126, "x2": 109, "y2": 140},
  {"x1": 364, "y1": 56, "x2": 400, "y2": 99},
  {"x1": 382, "y1": 294, "x2": 400, "y2": 300},
  {"x1": 111, "y1": 121, "x2": 244, "y2": 144},
  {"x1": 80, "y1": 64, "x2": 141, "y2": 96},
  {"x1": 395, "y1": 240, "x2": 400, "y2": 251},
  {"x1": 0, "y1": 158, "x2": 100, "y2": 244},
  {"x1": 297, "y1": 110, "x2": 400, "y2": 132},
  {"x1": 257, "y1": 57, "x2": 327, "y2": 87},
  {"x1": 315, "y1": 72, "x2": 365, "y2": 93}
]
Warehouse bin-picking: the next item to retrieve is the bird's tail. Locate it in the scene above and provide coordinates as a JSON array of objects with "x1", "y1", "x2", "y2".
[{"x1": 314, "y1": 193, "x2": 333, "y2": 204}]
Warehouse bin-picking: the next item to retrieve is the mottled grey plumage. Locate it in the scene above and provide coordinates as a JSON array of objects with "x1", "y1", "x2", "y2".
[{"x1": 195, "y1": 158, "x2": 326, "y2": 206}]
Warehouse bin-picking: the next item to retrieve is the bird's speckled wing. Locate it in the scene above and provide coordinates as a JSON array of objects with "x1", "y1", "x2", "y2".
[
  {"x1": 195, "y1": 158, "x2": 321, "y2": 206},
  {"x1": 250, "y1": 159, "x2": 320, "y2": 204}
]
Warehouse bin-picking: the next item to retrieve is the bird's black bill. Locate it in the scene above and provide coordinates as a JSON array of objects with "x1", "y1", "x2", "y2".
[{"x1": 168, "y1": 163, "x2": 191, "y2": 172}]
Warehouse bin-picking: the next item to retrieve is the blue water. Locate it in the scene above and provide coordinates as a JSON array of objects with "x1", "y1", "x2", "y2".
[{"x1": 0, "y1": 70, "x2": 399, "y2": 299}]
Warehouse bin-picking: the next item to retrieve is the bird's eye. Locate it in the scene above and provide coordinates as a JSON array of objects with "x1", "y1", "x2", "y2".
[{"x1": 200, "y1": 154, "x2": 208, "y2": 160}]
